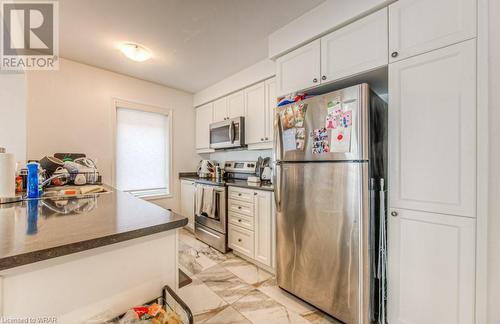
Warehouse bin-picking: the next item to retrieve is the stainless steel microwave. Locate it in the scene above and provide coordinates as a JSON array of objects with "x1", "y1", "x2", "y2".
[{"x1": 209, "y1": 116, "x2": 245, "y2": 149}]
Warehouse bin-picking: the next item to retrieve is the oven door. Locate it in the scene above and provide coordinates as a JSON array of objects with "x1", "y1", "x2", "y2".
[
  {"x1": 209, "y1": 117, "x2": 244, "y2": 149},
  {"x1": 195, "y1": 185, "x2": 227, "y2": 234}
]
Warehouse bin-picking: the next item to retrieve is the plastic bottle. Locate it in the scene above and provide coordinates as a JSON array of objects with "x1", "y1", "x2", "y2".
[{"x1": 27, "y1": 162, "x2": 40, "y2": 198}]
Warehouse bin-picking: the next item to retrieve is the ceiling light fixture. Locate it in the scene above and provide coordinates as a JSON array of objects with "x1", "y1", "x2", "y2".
[{"x1": 119, "y1": 43, "x2": 152, "y2": 62}]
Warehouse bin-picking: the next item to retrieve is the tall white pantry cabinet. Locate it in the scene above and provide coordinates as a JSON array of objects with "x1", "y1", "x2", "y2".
[{"x1": 387, "y1": 0, "x2": 477, "y2": 323}]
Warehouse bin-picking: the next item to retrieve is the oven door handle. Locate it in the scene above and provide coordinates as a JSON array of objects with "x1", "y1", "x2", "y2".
[{"x1": 229, "y1": 121, "x2": 234, "y2": 144}]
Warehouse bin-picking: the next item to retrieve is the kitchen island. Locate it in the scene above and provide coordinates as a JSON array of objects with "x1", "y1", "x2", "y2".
[{"x1": 0, "y1": 188, "x2": 187, "y2": 323}]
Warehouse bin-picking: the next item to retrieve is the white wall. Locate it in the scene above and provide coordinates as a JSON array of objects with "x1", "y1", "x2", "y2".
[
  {"x1": 0, "y1": 72, "x2": 26, "y2": 162},
  {"x1": 488, "y1": 1, "x2": 500, "y2": 322},
  {"x1": 26, "y1": 58, "x2": 198, "y2": 212},
  {"x1": 193, "y1": 58, "x2": 275, "y2": 107},
  {"x1": 268, "y1": 0, "x2": 391, "y2": 58}
]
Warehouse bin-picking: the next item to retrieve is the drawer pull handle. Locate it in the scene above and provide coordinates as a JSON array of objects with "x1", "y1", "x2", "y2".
[
  {"x1": 238, "y1": 219, "x2": 242, "y2": 222},
  {"x1": 238, "y1": 238, "x2": 242, "y2": 242},
  {"x1": 238, "y1": 193, "x2": 242, "y2": 196}
]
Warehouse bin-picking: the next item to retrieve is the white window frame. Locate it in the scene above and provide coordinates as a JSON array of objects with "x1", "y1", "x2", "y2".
[{"x1": 111, "y1": 98, "x2": 173, "y2": 200}]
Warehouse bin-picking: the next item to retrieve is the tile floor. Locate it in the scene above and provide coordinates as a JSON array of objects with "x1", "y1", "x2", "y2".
[{"x1": 178, "y1": 229, "x2": 341, "y2": 324}]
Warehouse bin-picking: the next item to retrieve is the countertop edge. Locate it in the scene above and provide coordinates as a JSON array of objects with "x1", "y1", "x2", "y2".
[
  {"x1": 0, "y1": 217, "x2": 187, "y2": 271},
  {"x1": 180, "y1": 176, "x2": 274, "y2": 192}
]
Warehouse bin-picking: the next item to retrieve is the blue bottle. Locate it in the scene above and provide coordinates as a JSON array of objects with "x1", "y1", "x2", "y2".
[{"x1": 27, "y1": 162, "x2": 40, "y2": 198}]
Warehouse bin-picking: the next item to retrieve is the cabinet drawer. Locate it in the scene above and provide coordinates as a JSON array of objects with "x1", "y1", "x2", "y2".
[
  {"x1": 228, "y1": 187, "x2": 255, "y2": 203},
  {"x1": 228, "y1": 225, "x2": 254, "y2": 258},
  {"x1": 228, "y1": 199, "x2": 254, "y2": 217},
  {"x1": 229, "y1": 212, "x2": 254, "y2": 231}
]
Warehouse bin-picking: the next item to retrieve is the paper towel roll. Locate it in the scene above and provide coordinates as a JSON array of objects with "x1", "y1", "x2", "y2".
[{"x1": 0, "y1": 152, "x2": 16, "y2": 198}]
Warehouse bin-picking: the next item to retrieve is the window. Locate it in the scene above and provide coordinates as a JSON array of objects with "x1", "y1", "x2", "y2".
[{"x1": 115, "y1": 101, "x2": 171, "y2": 198}]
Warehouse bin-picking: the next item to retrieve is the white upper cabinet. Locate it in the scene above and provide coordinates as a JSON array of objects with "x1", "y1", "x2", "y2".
[
  {"x1": 321, "y1": 8, "x2": 388, "y2": 83},
  {"x1": 227, "y1": 90, "x2": 246, "y2": 119},
  {"x1": 245, "y1": 81, "x2": 267, "y2": 145},
  {"x1": 213, "y1": 97, "x2": 228, "y2": 123},
  {"x1": 195, "y1": 103, "x2": 213, "y2": 151},
  {"x1": 265, "y1": 78, "x2": 276, "y2": 145},
  {"x1": 276, "y1": 39, "x2": 321, "y2": 97},
  {"x1": 388, "y1": 0, "x2": 476, "y2": 62},
  {"x1": 388, "y1": 208, "x2": 475, "y2": 324},
  {"x1": 389, "y1": 40, "x2": 476, "y2": 217}
]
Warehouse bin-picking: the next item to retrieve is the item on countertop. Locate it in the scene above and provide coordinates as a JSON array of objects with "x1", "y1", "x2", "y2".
[
  {"x1": 39, "y1": 156, "x2": 64, "y2": 177},
  {"x1": 247, "y1": 176, "x2": 261, "y2": 184},
  {"x1": 0, "y1": 148, "x2": 16, "y2": 199},
  {"x1": 197, "y1": 160, "x2": 216, "y2": 178},
  {"x1": 51, "y1": 167, "x2": 70, "y2": 186},
  {"x1": 0, "y1": 147, "x2": 16, "y2": 199},
  {"x1": 54, "y1": 153, "x2": 86, "y2": 162},
  {"x1": 215, "y1": 166, "x2": 221, "y2": 182},
  {"x1": 261, "y1": 167, "x2": 272, "y2": 181},
  {"x1": 74, "y1": 173, "x2": 87, "y2": 185},
  {"x1": 15, "y1": 175, "x2": 23, "y2": 193},
  {"x1": 27, "y1": 161, "x2": 40, "y2": 198}
]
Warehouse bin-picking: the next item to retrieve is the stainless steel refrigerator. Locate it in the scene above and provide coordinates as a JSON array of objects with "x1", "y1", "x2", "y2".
[{"x1": 273, "y1": 83, "x2": 387, "y2": 323}]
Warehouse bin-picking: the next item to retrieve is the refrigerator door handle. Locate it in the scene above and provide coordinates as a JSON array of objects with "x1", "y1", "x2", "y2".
[
  {"x1": 273, "y1": 110, "x2": 283, "y2": 162},
  {"x1": 274, "y1": 162, "x2": 282, "y2": 212}
]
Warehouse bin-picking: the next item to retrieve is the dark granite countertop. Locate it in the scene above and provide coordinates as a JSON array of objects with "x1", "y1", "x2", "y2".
[
  {"x1": 179, "y1": 174, "x2": 274, "y2": 192},
  {"x1": 0, "y1": 188, "x2": 187, "y2": 271}
]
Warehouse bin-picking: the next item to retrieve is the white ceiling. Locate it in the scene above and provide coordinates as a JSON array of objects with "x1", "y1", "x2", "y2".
[{"x1": 59, "y1": 0, "x2": 325, "y2": 93}]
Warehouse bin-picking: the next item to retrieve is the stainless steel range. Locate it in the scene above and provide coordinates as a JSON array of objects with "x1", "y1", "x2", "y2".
[{"x1": 194, "y1": 161, "x2": 256, "y2": 253}]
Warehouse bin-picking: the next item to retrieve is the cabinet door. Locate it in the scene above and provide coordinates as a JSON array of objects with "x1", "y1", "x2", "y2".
[
  {"x1": 321, "y1": 8, "x2": 388, "y2": 83},
  {"x1": 389, "y1": 40, "x2": 476, "y2": 217},
  {"x1": 265, "y1": 78, "x2": 276, "y2": 143},
  {"x1": 254, "y1": 191, "x2": 272, "y2": 267},
  {"x1": 276, "y1": 39, "x2": 321, "y2": 97},
  {"x1": 195, "y1": 103, "x2": 213, "y2": 150},
  {"x1": 245, "y1": 81, "x2": 267, "y2": 145},
  {"x1": 227, "y1": 90, "x2": 246, "y2": 119},
  {"x1": 180, "y1": 180, "x2": 195, "y2": 231},
  {"x1": 213, "y1": 97, "x2": 228, "y2": 123},
  {"x1": 389, "y1": 0, "x2": 476, "y2": 62},
  {"x1": 387, "y1": 208, "x2": 475, "y2": 324}
]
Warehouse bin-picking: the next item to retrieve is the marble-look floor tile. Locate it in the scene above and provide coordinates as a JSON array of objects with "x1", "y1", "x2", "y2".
[
  {"x1": 257, "y1": 278, "x2": 315, "y2": 316},
  {"x1": 222, "y1": 257, "x2": 273, "y2": 285},
  {"x1": 179, "y1": 241, "x2": 218, "y2": 276},
  {"x1": 232, "y1": 290, "x2": 309, "y2": 324},
  {"x1": 194, "y1": 305, "x2": 229, "y2": 323},
  {"x1": 196, "y1": 265, "x2": 255, "y2": 304},
  {"x1": 178, "y1": 277, "x2": 227, "y2": 315},
  {"x1": 204, "y1": 306, "x2": 251, "y2": 324},
  {"x1": 180, "y1": 229, "x2": 228, "y2": 264},
  {"x1": 301, "y1": 310, "x2": 342, "y2": 324}
]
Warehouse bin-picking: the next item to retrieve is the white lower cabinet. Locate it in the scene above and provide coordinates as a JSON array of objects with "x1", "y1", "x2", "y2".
[
  {"x1": 180, "y1": 180, "x2": 195, "y2": 231},
  {"x1": 228, "y1": 187, "x2": 274, "y2": 268},
  {"x1": 228, "y1": 224, "x2": 254, "y2": 258},
  {"x1": 388, "y1": 208, "x2": 475, "y2": 324},
  {"x1": 254, "y1": 190, "x2": 272, "y2": 266}
]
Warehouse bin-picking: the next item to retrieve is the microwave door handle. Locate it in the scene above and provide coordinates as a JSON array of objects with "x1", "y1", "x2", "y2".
[{"x1": 229, "y1": 121, "x2": 234, "y2": 143}]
